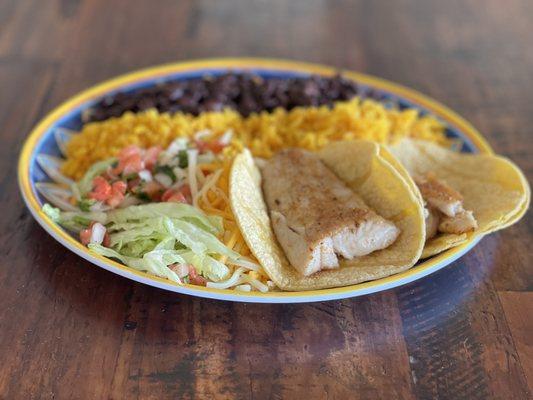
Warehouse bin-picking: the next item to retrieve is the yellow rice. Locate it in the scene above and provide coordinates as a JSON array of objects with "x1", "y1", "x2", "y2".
[{"x1": 62, "y1": 98, "x2": 448, "y2": 179}]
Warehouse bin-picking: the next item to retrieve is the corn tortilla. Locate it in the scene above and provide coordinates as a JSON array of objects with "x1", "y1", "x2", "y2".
[
  {"x1": 229, "y1": 140, "x2": 425, "y2": 291},
  {"x1": 389, "y1": 138, "x2": 530, "y2": 258}
]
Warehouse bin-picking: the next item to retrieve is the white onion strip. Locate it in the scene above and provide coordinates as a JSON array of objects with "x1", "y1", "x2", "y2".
[
  {"x1": 187, "y1": 149, "x2": 199, "y2": 201},
  {"x1": 206, "y1": 267, "x2": 245, "y2": 290}
]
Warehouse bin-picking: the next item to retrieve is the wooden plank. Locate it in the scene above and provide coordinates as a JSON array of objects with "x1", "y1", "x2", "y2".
[
  {"x1": 106, "y1": 291, "x2": 414, "y2": 399},
  {"x1": 498, "y1": 292, "x2": 533, "y2": 394},
  {"x1": 397, "y1": 253, "x2": 530, "y2": 400}
]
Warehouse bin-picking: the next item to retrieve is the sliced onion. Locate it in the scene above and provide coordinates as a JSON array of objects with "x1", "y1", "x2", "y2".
[{"x1": 235, "y1": 284, "x2": 251, "y2": 292}]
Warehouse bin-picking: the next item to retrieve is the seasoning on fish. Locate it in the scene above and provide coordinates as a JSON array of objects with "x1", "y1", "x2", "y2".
[{"x1": 261, "y1": 149, "x2": 400, "y2": 276}]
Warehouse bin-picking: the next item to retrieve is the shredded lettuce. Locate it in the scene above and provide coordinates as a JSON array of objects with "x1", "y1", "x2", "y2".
[
  {"x1": 43, "y1": 204, "x2": 107, "y2": 232},
  {"x1": 88, "y1": 243, "x2": 185, "y2": 283},
  {"x1": 44, "y1": 202, "x2": 235, "y2": 282},
  {"x1": 106, "y1": 203, "x2": 222, "y2": 234}
]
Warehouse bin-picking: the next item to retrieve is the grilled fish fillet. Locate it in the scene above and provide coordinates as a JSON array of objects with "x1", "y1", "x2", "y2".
[
  {"x1": 262, "y1": 149, "x2": 400, "y2": 276},
  {"x1": 415, "y1": 173, "x2": 477, "y2": 236},
  {"x1": 439, "y1": 210, "x2": 478, "y2": 234}
]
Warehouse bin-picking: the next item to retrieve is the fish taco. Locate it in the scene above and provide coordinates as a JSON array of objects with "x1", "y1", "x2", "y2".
[
  {"x1": 389, "y1": 138, "x2": 530, "y2": 258},
  {"x1": 230, "y1": 140, "x2": 426, "y2": 291}
]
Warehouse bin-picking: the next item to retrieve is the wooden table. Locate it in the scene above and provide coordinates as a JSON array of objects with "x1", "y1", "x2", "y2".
[{"x1": 0, "y1": 0, "x2": 531, "y2": 398}]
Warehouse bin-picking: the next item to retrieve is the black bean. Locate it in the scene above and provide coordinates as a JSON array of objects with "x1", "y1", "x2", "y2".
[{"x1": 84, "y1": 72, "x2": 362, "y2": 123}]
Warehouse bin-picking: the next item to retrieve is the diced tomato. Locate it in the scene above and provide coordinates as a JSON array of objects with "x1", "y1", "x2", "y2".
[
  {"x1": 168, "y1": 192, "x2": 188, "y2": 203},
  {"x1": 79, "y1": 227, "x2": 92, "y2": 245},
  {"x1": 112, "y1": 146, "x2": 144, "y2": 175},
  {"x1": 128, "y1": 178, "x2": 141, "y2": 190},
  {"x1": 144, "y1": 146, "x2": 162, "y2": 170},
  {"x1": 194, "y1": 139, "x2": 225, "y2": 154},
  {"x1": 102, "y1": 232, "x2": 111, "y2": 247},
  {"x1": 88, "y1": 176, "x2": 112, "y2": 201},
  {"x1": 162, "y1": 185, "x2": 190, "y2": 204},
  {"x1": 207, "y1": 141, "x2": 225, "y2": 154},
  {"x1": 80, "y1": 221, "x2": 97, "y2": 246},
  {"x1": 118, "y1": 145, "x2": 141, "y2": 159},
  {"x1": 107, "y1": 181, "x2": 127, "y2": 207},
  {"x1": 122, "y1": 154, "x2": 144, "y2": 175},
  {"x1": 161, "y1": 188, "x2": 174, "y2": 202},
  {"x1": 194, "y1": 139, "x2": 209, "y2": 153},
  {"x1": 177, "y1": 184, "x2": 192, "y2": 204},
  {"x1": 143, "y1": 181, "x2": 163, "y2": 201},
  {"x1": 188, "y1": 266, "x2": 207, "y2": 286}
]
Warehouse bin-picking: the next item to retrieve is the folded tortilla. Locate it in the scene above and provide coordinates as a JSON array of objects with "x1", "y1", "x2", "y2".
[
  {"x1": 229, "y1": 140, "x2": 425, "y2": 291},
  {"x1": 389, "y1": 138, "x2": 530, "y2": 258}
]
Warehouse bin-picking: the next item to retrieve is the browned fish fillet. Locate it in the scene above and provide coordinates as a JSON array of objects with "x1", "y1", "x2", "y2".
[
  {"x1": 415, "y1": 172, "x2": 478, "y2": 237},
  {"x1": 439, "y1": 210, "x2": 478, "y2": 234},
  {"x1": 415, "y1": 172, "x2": 463, "y2": 217},
  {"x1": 262, "y1": 149, "x2": 400, "y2": 276}
]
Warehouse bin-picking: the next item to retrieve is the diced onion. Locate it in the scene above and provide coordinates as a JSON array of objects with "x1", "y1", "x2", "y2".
[
  {"x1": 159, "y1": 138, "x2": 188, "y2": 164},
  {"x1": 118, "y1": 195, "x2": 141, "y2": 208},
  {"x1": 90, "y1": 223, "x2": 106, "y2": 244},
  {"x1": 154, "y1": 172, "x2": 173, "y2": 188},
  {"x1": 194, "y1": 129, "x2": 212, "y2": 140},
  {"x1": 172, "y1": 167, "x2": 187, "y2": 182},
  {"x1": 90, "y1": 201, "x2": 111, "y2": 212},
  {"x1": 218, "y1": 129, "x2": 233, "y2": 145},
  {"x1": 138, "y1": 170, "x2": 153, "y2": 182}
]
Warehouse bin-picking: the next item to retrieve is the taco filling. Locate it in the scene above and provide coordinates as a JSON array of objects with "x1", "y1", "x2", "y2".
[
  {"x1": 389, "y1": 138, "x2": 529, "y2": 258},
  {"x1": 415, "y1": 172, "x2": 478, "y2": 238},
  {"x1": 230, "y1": 141, "x2": 426, "y2": 291},
  {"x1": 262, "y1": 148, "x2": 400, "y2": 276}
]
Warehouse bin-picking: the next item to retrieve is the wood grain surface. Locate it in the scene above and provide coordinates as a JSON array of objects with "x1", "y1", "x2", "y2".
[{"x1": 0, "y1": 0, "x2": 531, "y2": 399}]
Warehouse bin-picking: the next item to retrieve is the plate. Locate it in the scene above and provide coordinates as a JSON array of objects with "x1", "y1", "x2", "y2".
[{"x1": 18, "y1": 58, "x2": 490, "y2": 303}]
